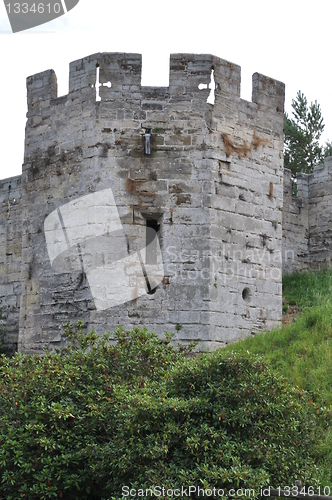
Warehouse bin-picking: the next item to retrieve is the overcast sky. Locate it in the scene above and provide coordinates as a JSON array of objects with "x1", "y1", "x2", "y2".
[{"x1": 0, "y1": 0, "x2": 331, "y2": 181}]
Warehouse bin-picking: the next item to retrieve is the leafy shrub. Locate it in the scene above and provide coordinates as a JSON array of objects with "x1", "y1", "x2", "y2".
[{"x1": 0, "y1": 323, "x2": 319, "y2": 499}]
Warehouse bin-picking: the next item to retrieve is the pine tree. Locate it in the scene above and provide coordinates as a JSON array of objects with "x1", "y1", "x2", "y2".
[
  {"x1": 324, "y1": 140, "x2": 332, "y2": 158},
  {"x1": 284, "y1": 91, "x2": 324, "y2": 175}
]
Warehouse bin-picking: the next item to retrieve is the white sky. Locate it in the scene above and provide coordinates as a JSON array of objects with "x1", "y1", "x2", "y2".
[{"x1": 0, "y1": 0, "x2": 331, "y2": 181}]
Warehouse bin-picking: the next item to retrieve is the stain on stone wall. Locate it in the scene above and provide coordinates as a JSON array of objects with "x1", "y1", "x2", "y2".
[{"x1": 221, "y1": 131, "x2": 270, "y2": 159}]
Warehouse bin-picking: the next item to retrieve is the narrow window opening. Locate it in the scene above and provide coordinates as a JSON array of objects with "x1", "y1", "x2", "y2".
[
  {"x1": 95, "y1": 64, "x2": 101, "y2": 102},
  {"x1": 207, "y1": 68, "x2": 215, "y2": 105},
  {"x1": 198, "y1": 68, "x2": 216, "y2": 105},
  {"x1": 146, "y1": 219, "x2": 159, "y2": 265},
  {"x1": 145, "y1": 129, "x2": 151, "y2": 155},
  {"x1": 93, "y1": 64, "x2": 111, "y2": 101},
  {"x1": 7, "y1": 185, "x2": 11, "y2": 219}
]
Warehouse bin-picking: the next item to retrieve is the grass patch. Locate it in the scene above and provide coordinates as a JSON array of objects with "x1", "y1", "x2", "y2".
[
  {"x1": 283, "y1": 268, "x2": 332, "y2": 308},
  {"x1": 222, "y1": 268, "x2": 332, "y2": 485}
]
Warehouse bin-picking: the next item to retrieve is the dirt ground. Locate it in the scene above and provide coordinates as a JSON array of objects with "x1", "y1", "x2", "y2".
[{"x1": 282, "y1": 302, "x2": 301, "y2": 326}]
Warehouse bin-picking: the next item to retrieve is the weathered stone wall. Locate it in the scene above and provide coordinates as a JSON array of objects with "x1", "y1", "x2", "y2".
[
  {"x1": 282, "y1": 169, "x2": 310, "y2": 273},
  {"x1": 0, "y1": 175, "x2": 22, "y2": 353},
  {"x1": 208, "y1": 69, "x2": 284, "y2": 344},
  {"x1": 307, "y1": 157, "x2": 332, "y2": 268},
  {"x1": 0, "y1": 53, "x2": 285, "y2": 353},
  {"x1": 283, "y1": 157, "x2": 332, "y2": 274}
]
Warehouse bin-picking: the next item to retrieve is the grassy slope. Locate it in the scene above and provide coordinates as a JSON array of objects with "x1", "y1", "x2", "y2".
[{"x1": 222, "y1": 269, "x2": 332, "y2": 485}]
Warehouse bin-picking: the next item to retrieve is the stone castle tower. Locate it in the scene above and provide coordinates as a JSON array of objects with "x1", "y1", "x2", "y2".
[{"x1": 0, "y1": 52, "x2": 285, "y2": 354}]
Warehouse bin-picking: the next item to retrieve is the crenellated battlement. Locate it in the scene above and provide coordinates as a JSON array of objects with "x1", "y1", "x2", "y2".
[
  {"x1": 283, "y1": 157, "x2": 332, "y2": 202},
  {"x1": 26, "y1": 52, "x2": 285, "y2": 118},
  {"x1": 27, "y1": 69, "x2": 57, "y2": 108},
  {"x1": 24, "y1": 53, "x2": 285, "y2": 168},
  {"x1": 69, "y1": 52, "x2": 142, "y2": 94}
]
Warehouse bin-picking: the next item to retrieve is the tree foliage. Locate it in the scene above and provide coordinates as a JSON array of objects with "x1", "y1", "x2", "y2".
[
  {"x1": 324, "y1": 141, "x2": 332, "y2": 158},
  {"x1": 0, "y1": 323, "x2": 320, "y2": 499},
  {"x1": 284, "y1": 91, "x2": 325, "y2": 175}
]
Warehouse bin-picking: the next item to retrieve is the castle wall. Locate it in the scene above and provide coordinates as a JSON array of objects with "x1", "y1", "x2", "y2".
[
  {"x1": 282, "y1": 157, "x2": 332, "y2": 274},
  {"x1": 0, "y1": 53, "x2": 285, "y2": 353},
  {"x1": 307, "y1": 157, "x2": 332, "y2": 268},
  {"x1": 282, "y1": 169, "x2": 310, "y2": 273},
  {"x1": 0, "y1": 175, "x2": 22, "y2": 353},
  {"x1": 208, "y1": 72, "x2": 284, "y2": 343}
]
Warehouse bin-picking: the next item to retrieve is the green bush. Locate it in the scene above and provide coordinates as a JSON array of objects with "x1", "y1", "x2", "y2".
[{"x1": 0, "y1": 323, "x2": 319, "y2": 499}]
